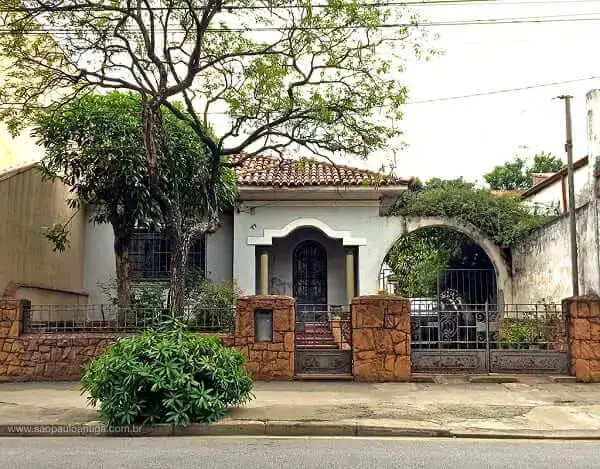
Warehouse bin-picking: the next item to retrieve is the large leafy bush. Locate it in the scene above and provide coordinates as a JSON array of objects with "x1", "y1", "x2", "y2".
[{"x1": 81, "y1": 324, "x2": 253, "y2": 425}]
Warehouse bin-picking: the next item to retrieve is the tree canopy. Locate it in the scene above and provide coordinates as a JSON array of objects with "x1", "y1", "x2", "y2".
[
  {"x1": 0, "y1": 0, "x2": 431, "y2": 186},
  {"x1": 484, "y1": 152, "x2": 564, "y2": 190},
  {"x1": 34, "y1": 91, "x2": 237, "y2": 312}
]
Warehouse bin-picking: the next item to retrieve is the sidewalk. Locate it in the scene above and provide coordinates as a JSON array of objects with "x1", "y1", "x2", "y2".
[{"x1": 1, "y1": 376, "x2": 600, "y2": 438}]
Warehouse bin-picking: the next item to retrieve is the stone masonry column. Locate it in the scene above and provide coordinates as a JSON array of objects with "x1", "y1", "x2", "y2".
[
  {"x1": 345, "y1": 248, "x2": 355, "y2": 306},
  {"x1": 351, "y1": 295, "x2": 411, "y2": 382},
  {"x1": 234, "y1": 295, "x2": 295, "y2": 380},
  {"x1": 564, "y1": 294, "x2": 600, "y2": 381}
]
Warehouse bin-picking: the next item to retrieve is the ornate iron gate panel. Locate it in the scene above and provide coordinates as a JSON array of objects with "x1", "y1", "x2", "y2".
[
  {"x1": 295, "y1": 304, "x2": 352, "y2": 376},
  {"x1": 411, "y1": 302, "x2": 569, "y2": 374}
]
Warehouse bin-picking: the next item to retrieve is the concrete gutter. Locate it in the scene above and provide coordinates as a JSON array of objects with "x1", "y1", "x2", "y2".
[{"x1": 1, "y1": 420, "x2": 600, "y2": 439}]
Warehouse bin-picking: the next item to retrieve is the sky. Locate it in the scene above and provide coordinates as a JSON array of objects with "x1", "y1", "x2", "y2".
[
  {"x1": 365, "y1": 0, "x2": 600, "y2": 183},
  {"x1": 2, "y1": 0, "x2": 600, "y2": 184}
]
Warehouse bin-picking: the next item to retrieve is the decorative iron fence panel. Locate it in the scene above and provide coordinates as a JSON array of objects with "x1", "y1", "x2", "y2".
[
  {"x1": 411, "y1": 302, "x2": 568, "y2": 374},
  {"x1": 295, "y1": 304, "x2": 352, "y2": 375},
  {"x1": 22, "y1": 303, "x2": 235, "y2": 333}
]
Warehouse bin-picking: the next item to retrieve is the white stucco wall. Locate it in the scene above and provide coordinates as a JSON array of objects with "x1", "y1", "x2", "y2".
[
  {"x1": 83, "y1": 210, "x2": 234, "y2": 304},
  {"x1": 267, "y1": 227, "x2": 346, "y2": 305},
  {"x1": 234, "y1": 201, "x2": 407, "y2": 296},
  {"x1": 511, "y1": 201, "x2": 600, "y2": 304},
  {"x1": 83, "y1": 213, "x2": 115, "y2": 305},
  {"x1": 205, "y1": 213, "x2": 234, "y2": 283},
  {"x1": 523, "y1": 165, "x2": 590, "y2": 214}
]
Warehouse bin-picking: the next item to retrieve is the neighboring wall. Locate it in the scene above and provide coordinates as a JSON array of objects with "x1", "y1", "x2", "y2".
[
  {"x1": 83, "y1": 211, "x2": 235, "y2": 304},
  {"x1": 512, "y1": 201, "x2": 600, "y2": 304},
  {"x1": 0, "y1": 166, "x2": 87, "y2": 305}
]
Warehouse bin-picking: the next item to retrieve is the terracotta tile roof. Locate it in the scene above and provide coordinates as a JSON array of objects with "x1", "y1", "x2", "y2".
[{"x1": 231, "y1": 155, "x2": 410, "y2": 188}]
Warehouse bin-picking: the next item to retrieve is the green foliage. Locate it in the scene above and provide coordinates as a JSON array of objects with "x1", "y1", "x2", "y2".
[
  {"x1": 42, "y1": 222, "x2": 71, "y2": 252},
  {"x1": 35, "y1": 92, "x2": 160, "y2": 238},
  {"x1": 0, "y1": 0, "x2": 433, "y2": 162},
  {"x1": 81, "y1": 325, "x2": 253, "y2": 426},
  {"x1": 484, "y1": 152, "x2": 564, "y2": 190},
  {"x1": 393, "y1": 178, "x2": 554, "y2": 247},
  {"x1": 187, "y1": 279, "x2": 241, "y2": 331},
  {"x1": 501, "y1": 319, "x2": 546, "y2": 348},
  {"x1": 387, "y1": 229, "x2": 462, "y2": 297}
]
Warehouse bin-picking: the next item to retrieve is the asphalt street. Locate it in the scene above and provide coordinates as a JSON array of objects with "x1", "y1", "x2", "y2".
[{"x1": 1, "y1": 437, "x2": 599, "y2": 469}]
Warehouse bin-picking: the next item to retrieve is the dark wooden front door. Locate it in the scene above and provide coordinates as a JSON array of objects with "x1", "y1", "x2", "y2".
[{"x1": 293, "y1": 240, "x2": 327, "y2": 309}]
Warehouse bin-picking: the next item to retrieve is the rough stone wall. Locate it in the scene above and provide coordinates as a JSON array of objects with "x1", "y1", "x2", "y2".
[
  {"x1": 351, "y1": 295, "x2": 411, "y2": 382},
  {"x1": 564, "y1": 295, "x2": 600, "y2": 382},
  {"x1": 512, "y1": 202, "x2": 600, "y2": 304},
  {"x1": 0, "y1": 299, "x2": 236, "y2": 381},
  {"x1": 234, "y1": 295, "x2": 295, "y2": 380},
  {"x1": 0, "y1": 300, "x2": 117, "y2": 379}
]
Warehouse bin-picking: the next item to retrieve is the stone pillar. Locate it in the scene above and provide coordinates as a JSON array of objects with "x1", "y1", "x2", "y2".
[
  {"x1": 259, "y1": 249, "x2": 269, "y2": 295},
  {"x1": 0, "y1": 299, "x2": 22, "y2": 340},
  {"x1": 565, "y1": 294, "x2": 600, "y2": 381},
  {"x1": 234, "y1": 295, "x2": 295, "y2": 380},
  {"x1": 345, "y1": 248, "x2": 355, "y2": 305},
  {"x1": 351, "y1": 295, "x2": 411, "y2": 382}
]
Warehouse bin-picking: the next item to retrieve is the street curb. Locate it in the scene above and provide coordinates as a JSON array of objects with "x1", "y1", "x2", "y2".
[{"x1": 1, "y1": 421, "x2": 600, "y2": 440}]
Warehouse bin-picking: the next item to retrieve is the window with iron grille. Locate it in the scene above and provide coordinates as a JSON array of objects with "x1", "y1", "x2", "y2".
[{"x1": 130, "y1": 231, "x2": 206, "y2": 280}]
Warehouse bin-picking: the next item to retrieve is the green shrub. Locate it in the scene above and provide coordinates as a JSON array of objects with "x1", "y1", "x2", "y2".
[
  {"x1": 187, "y1": 279, "x2": 241, "y2": 330},
  {"x1": 81, "y1": 323, "x2": 253, "y2": 425},
  {"x1": 501, "y1": 319, "x2": 546, "y2": 348}
]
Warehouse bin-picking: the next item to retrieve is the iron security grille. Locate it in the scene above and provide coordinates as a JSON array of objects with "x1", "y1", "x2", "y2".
[
  {"x1": 130, "y1": 231, "x2": 206, "y2": 280},
  {"x1": 293, "y1": 240, "x2": 327, "y2": 305}
]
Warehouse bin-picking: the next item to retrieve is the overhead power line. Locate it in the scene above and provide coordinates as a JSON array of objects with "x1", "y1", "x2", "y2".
[
  {"x1": 2, "y1": 0, "x2": 600, "y2": 12},
  {"x1": 3, "y1": 12, "x2": 600, "y2": 36},
  {"x1": 406, "y1": 75, "x2": 600, "y2": 104},
  {"x1": 1, "y1": 74, "x2": 596, "y2": 112}
]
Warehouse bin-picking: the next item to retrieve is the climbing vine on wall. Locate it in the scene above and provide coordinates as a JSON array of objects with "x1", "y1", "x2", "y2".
[{"x1": 392, "y1": 178, "x2": 555, "y2": 248}]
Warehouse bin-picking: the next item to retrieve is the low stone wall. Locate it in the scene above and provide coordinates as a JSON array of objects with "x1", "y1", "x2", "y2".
[
  {"x1": 0, "y1": 300, "x2": 117, "y2": 379},
  {"x1": 565, "y1": 295, "x2": 600, "y2": 381},
  {"x1": 234, "y1": 296, "x2": 295, "y2": 380},
  {"x1": 351, "y1": 295, "x2": 411, "y2": 382}
]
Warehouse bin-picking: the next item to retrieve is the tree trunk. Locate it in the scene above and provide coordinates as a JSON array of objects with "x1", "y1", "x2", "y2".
[
  {"x1": 169, "y1": 230, "x2": 191, "y2": 318},
  {"x1": 141, "y1": 99, "x2": 160, "y2": 181},
  {"x1": 113, "y1": 229, "x2": 132, "y2": 325}
]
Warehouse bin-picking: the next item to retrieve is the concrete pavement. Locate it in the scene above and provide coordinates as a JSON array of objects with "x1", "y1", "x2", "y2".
[{"x1": 1, "y1": 377, "x2": 600, "y2": 438}]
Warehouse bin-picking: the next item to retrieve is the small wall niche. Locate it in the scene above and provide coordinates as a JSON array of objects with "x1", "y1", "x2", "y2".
[{"x1": 254, "y1": 309, "x2": 273, "y2": 342}]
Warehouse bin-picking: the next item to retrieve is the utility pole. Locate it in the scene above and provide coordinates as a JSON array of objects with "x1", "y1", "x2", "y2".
[{"x1": 558, "y1": 95, "x2": 579, "y2": 296}]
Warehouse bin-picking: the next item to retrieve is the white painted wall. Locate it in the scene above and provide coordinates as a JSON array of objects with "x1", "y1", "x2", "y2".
[
  {"x1": 233, "y1": 201, "x2": 407, "y2": 296},
  {"x1": 83, "y1": 211, "x2": 115, "y2": 305},
  {"x1": 511, "y1": 201, "x2": 600, "y2": 304},
  {"x1": 267, "y1": 227, "x2": 346, "y2": 305},
  {"x1": 83, "y1": 209, "x2": 234, "y2": 304},
  {"x1": 205, "y1": 213, "x2": 233, "y2": 283},
  {"x1": 523, "y1": 165, "x2": 590, "y2": 214}
]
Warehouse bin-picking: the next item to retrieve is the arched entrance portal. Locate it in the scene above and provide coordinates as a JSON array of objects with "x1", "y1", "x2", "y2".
[{"x1": 381, "y1": 224, "x2": 501, "y2": 373}]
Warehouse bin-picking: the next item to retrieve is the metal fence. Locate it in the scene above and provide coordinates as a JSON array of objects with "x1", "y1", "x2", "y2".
[
  {"x1": 410, "y1": 301, "x2": 568, "y2": 373},
  {"x1": 22, "y1": 303, "x2": 235, "y2": 334}
]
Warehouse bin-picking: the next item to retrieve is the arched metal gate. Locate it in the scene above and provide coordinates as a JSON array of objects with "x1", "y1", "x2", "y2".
[{"x1": 382, "y1": 268, "x2": 569, "y2": 374}]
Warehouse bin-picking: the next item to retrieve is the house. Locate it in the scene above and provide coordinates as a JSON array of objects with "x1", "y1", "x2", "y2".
[
  {"x1": 521, "y1": 155, "x2": 590, "y2": 215},
  {"x1": 0, "y1": 156, "x2": 411, "y2": 310}
]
